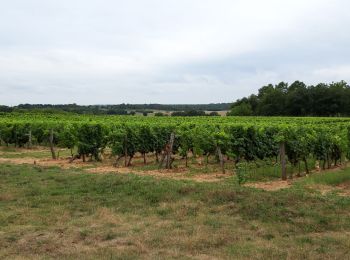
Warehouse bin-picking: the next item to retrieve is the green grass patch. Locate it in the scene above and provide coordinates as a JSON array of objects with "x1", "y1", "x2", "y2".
[
  {"x1": 0, "y1": 163, "x2": 350, "y2": 259},
  {"x1": 301, "y1": 169, "x2": 350, "y2": 186}
]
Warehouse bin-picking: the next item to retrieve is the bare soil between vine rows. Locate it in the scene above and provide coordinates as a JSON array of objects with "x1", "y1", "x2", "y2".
[
  {"x1": 0, "y1": 147, "x2": 349, "y2": 195},
  {"x1": 0, "y1": 156, "x2": 230, "y2": 183}
]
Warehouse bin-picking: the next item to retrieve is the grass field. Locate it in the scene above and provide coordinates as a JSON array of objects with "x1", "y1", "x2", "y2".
[{"x1": 1, "y1": 161, "x2": 350, "y2": 259}]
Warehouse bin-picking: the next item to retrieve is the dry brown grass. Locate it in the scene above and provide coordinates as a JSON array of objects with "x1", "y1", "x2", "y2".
[
  {"x1": 245, "y1": 180, "x2": 293, "y2": 191},
  {"x1": 1, "y1": 149, "x2": 350, "y2": 259}
]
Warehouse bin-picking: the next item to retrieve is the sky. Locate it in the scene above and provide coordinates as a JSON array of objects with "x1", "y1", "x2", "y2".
[{"x1": 0, "y1": 0, "x2": 350, "y2": 105}]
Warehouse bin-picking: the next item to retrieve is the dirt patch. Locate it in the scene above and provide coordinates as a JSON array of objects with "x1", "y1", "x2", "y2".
[
  {"x1": 301, "y1": 181, "x2": 350, "y2": 197},
  {"x1": 337, "y1": 181, "x2": 350, "y2": 189},
  {"x1": 245, "y1": 165, "x2": 348, "y2": 192},
  {"x1": 0, "y1": 146, "x2": 50, "y2": 153},
  {"x1": 336, "y1": 181, "x2": 350, "y2": 196},
  {"x1": 0, "y1": 193, "x2": 15, "y2": 201},
  {"x1": 306, "y1": 184, "x2": 337, "y2": 195},
  {"x1": 0, "y1": 158, "x2": 36, "y2": 165},
  {"x1": 0, "y1": 148, "x2": 347, "y2": 186},
  {"x1": 246, "y1": 180, "x2": 350, "y2": 195},
  {"x1": 0, "y1": 147, "x2": 232, "y2": 183},
  {"x1": 245, "y1": 180, "x2": 293, "y2": 191},
  {"x1": 0, "y1": 157, "x2": 81, "y2": 169},
  {"x1": 87, "y1": 166, "x2": 230, "y2": 182},
  {"x1": 0, "y1": 156, "x2": 230, "y2": 183}
]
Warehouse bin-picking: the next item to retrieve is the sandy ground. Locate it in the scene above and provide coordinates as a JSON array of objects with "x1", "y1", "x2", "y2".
[
  {"x1": 245, "y1": 180, "x2": 293, "y2": 191},
  {"x1": 245, "y1": 170, "x2": 350, "y2": 196},
  {"x1": 0, "y1": 157, "x2": 230, "y2": 183},
  {"x1": 0, "y1": 149, "x2": 349, "y2": 193},
  {"x1": 305, "y1": 182, "x2": 350, "y2": 197},
  {"x1": 87, "y1": 166, "x2": 229, "y2": 182}
]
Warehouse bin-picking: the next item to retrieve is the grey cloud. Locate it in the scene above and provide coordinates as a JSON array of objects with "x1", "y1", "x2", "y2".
[{"x1": 0, "y1": 0, "x2": 349, "y2": 105}]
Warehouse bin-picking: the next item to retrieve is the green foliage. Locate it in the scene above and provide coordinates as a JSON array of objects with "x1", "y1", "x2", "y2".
[
  {"x1": 235, "y1": 162, "x2": 248, "y2": 185},
  {"x1": 191, "y1": 125, "x2": 216, "y2": 157},
  {"x1": 227, "y1": 103, "x2": 253, "y2": 116},
  {"x1": 208, "y1": 111, "x2": 220, "y2": 116},
  {"x1": 137, "y1": 125, "x2": 154, "y2": 155},
  {"x1": 0, "y1": 114, "x2": 350, "y2": 171},
  {"x1": 0, "y1": 103, "x2": 232, "y2": 115},
  {"x1": 229, "y1": 80, "x2": 350, "y2": 116},
  {"x1": 76, "y1": 124, "x2": 108, "y2": 161},
  {"x1": 58, "y1": 124, "x2": 77, "y2": 150},
  {"x1": 171, "y1": 110, "x2": 206, "y2": 116},
  {"x1": 303, "y1": 169, "x2": 350, "y2": 186},
  {"x1": 177, "y1": 125, "x2": 193, "y2": 159},
  {"x1": 109, "y1": 125, "x2": 127, "y2": 157},
  {"x1": 154, "y1": 112, "x2": 165, "y2": 116}
]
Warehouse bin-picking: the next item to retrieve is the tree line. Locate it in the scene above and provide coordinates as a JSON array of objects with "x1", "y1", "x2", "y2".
[
  {"x1": 0, "y1": 103, "x2": 231, "y2": 115},
  {"x1": 228, "y1": 81, "x2": 350, "y2": 116}
]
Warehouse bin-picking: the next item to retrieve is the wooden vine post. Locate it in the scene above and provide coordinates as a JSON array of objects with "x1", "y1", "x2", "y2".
[
  {"x1": 166, "y1": 132, "x2": 175, "y2": 169},
  {"x1": 49, "y1": 128, "x2": 57, "y2": 160},
  {"x1": 26, "y1": 129, "x2": 32, "y2": 149},
  {"x1": 159, "y1": 132, "x2": 175, "y2": 169},
  {"x1": 217, "y1": 147, "x2": 225, "y2": 174},
  {"x1": 124, "y1": 135, "x2": 128, "y2": 167},
  {"x1": 280, "y1": 142, "x2": 287, "y2": 180}
]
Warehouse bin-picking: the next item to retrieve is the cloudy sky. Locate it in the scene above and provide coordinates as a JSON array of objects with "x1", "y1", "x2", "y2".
[{"x1": 0, "y1": 0, "x2": 349, "y2": 105}]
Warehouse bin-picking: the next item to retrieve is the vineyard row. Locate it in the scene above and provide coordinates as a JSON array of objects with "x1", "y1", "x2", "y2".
[{"x1": 0, "y1": 115, "x2": 349, "y2": 179}]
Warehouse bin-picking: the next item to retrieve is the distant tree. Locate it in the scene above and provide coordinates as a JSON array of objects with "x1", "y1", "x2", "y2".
[
  {"x1": 0, "y1": 106, "x2": 13, "y2": 113},
  {"x1": 106, "y1": 109, "x2": 128, "y2": 115},
  {"x1": 229, "y1": 81, "x2": 350, "y2": 117},
  {"x1": 1, "y1": 103, "x2": 232, "y2": 115},
  {"x1": 257, "y1": 82, "x2": 288, "y2": 116},
  {"x1": 171, "y1": 110, "x2": 206, "y2": 117},
  {"x1": 154, "y1": 112, "x2": 165, "y2": 116},
  {"x1": 285, "y1": 81, "x2": 308, "y2": 116},
  {"x1": 208, "y1": 111, "x2": 220, "y2": 116},
  {"x1": 228, "y1": 103, "x2": 253, "y2": 116}
]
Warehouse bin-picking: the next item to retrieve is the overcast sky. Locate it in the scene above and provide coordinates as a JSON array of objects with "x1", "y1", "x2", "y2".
[{"x1": 0, "y1": 0, "x2": 349, "y2": 105}]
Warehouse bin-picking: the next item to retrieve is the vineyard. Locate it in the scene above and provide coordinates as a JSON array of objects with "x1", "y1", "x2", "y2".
[
  {"x1": 1, "y1": 114, "x2": 350, "y2": 259},
  {"x1": 1, "y1": 113, "x2": 350, "y2": 181}
]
